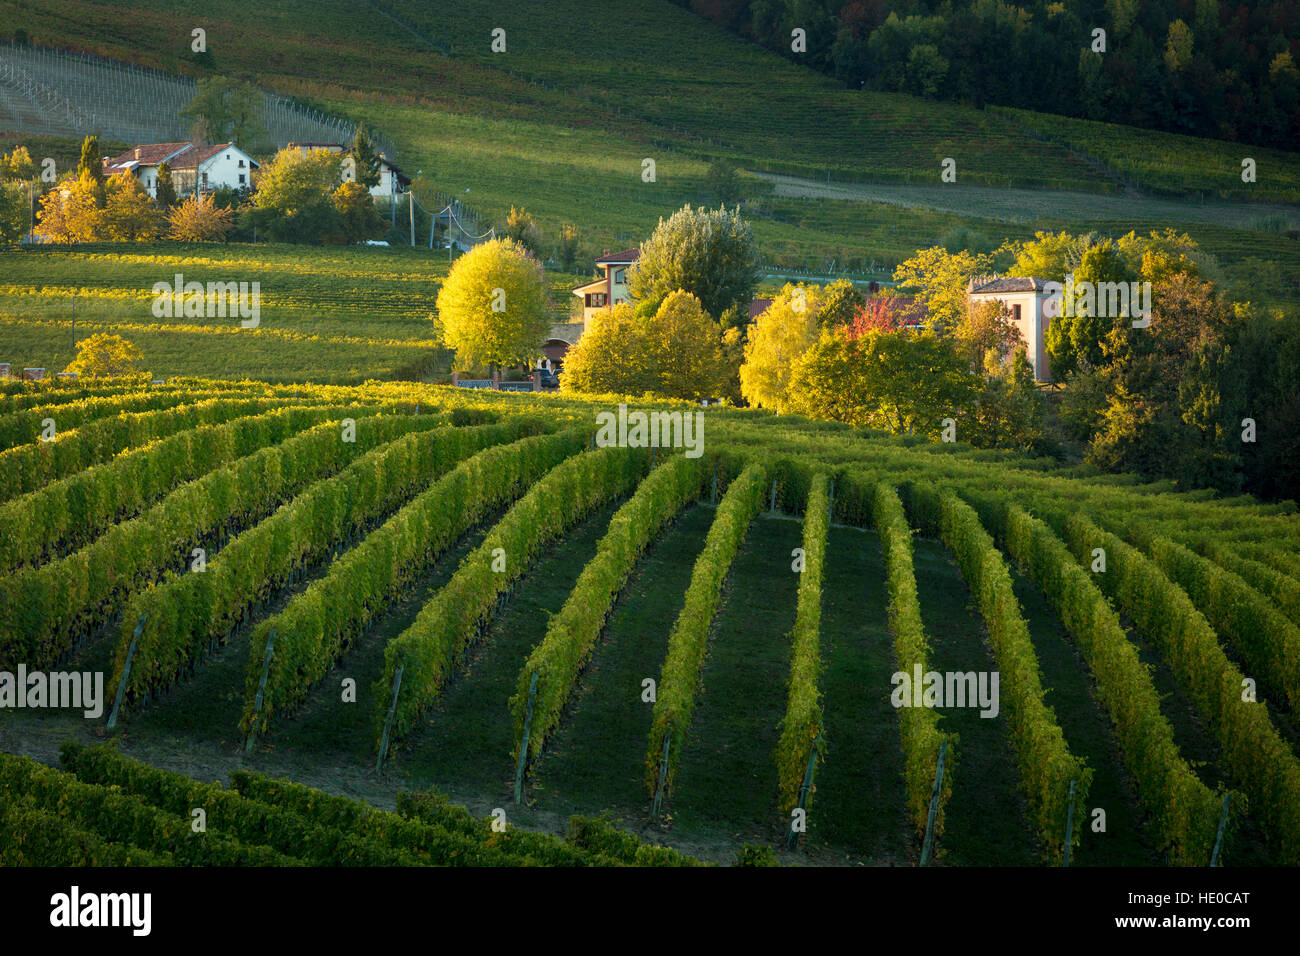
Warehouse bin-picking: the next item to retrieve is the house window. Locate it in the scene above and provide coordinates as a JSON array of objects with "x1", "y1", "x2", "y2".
[
  {"x1": 587, "y1": 293, "x2": 607, "y2": 308},
  {"x1": 238, "y1": 160, "x2": 246, "y2": 168},
  {"x1": 1012, "y1": 304, "x2": 1022, "y2": 323},
  {"x1": 201, "y1": 172, "x2": 208, "y2": 187},
  {"x1": 238, "y1": 174, "x2": 246, "y2": 185},
  {"x1": 613, "y1": 268, "x2": 625, "y2": 284}
]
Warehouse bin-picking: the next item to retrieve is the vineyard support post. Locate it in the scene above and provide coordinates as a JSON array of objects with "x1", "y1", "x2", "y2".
[
  {"x1": 787, "y1": 732, "x2": 822, "y2": 850},
  {"x1": 106, "y1": 614, "x2": 146, "y2": 731},
  {"x1": 769, "y1": 478, "x2": 778, "y2": 514},
  {"x1": 375, "y1": 663, "x2": 405, "y2": 774},
  {"x1": 244, "y1": 628, "x2": 277, "y2": 754},
  {"x1": 710, "y1": 462, "x2": 718, "y2": 505},
  {"x1": 1062, "y1": 779, "x2": 1077, "y2": 867},
  {"x1": 1210, "y1": 793, "x2": 1231, "y2": 866},
  {"x1": 919, "y1": 740, "x2": 948, "y2": 866},
  {"x1": 652, "y1": 728, "x2": 672, "y2": 818},
  {"x1": 513, "y1": 672, "x2": 539, "y2": 804}
]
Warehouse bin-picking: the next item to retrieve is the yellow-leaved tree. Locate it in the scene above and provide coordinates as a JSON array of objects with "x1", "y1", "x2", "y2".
[
  {"x1": 562, "y1": 290, "x2": 737, "y2": 401},
  {"x1": 739, "y1": 283, "x2": 823, "y2": 412},
  {"x1": 62, "y1": 333, "x2": 146, "y2": 378},
  {"x1": 435, "y1": 237, "x2": 551, "y2": 372},
  {"x1": 168, "y1": 192, "x2": 235, "y2": 242}
]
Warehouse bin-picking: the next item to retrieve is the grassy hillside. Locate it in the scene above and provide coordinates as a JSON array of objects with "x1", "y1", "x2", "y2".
[{"x1": 4, "y1": 0, "x2": 1297, "y2": 304}]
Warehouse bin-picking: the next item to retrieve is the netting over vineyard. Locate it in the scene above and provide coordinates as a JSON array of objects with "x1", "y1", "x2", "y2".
[{"x1": 0, "y1": 42, "x2": 393, "y2": 155}]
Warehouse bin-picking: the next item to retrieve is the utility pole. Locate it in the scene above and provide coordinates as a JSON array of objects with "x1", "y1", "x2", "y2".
[{"x1": 409, "y1": 191, "x2": 415, "y2": 247}]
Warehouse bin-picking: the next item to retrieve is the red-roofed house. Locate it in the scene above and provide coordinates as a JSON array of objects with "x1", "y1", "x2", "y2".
[
  {"x1": 102, "y1": 142, "x2": 259, "y2": 198},
  {"x1": 572, "y1": 248, "x2": 639, "y2": 330}
]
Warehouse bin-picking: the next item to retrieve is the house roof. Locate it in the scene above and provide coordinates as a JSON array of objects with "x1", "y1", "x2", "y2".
[
  {"x1": 596, "y1": 248, "x2": 640, "y2": 265},
  {"x1": 748, "y1": 298, "x2": 773, "y2": 318},
  {"x1": 287, "y1": 142, "x2": 346, "y2": 151},
  {"x1": 969, "y1": 277, "x2": 1047, "y2": 294},
  {"x1": 102, "y1": 142, "x2": 259, "y2": 174},
  {"x1": 572, "y1": 278, "x2": 609, "y2": 296}
]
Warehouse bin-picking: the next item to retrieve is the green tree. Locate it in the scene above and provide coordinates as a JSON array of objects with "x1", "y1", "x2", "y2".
[
  {"x1": 789, "y1": 328, "x2": 978, "y2": 436},
  {"x1": 99, "y1": 172, "x2": 163, "y2": 241},
  {"x1": 330, "y1": 181, "x2": 385, "y2": 244},
  {"x1": 739, "y1": 283, "x2": 823, "y2": 412},
  {"x1": 1044, "y1": 239, "x2": 1132, "y2": 378},
  {"x1": 893, "y1": 246, "x2": 993, "y2": 332},
  {"x1": 505, "y1": 205, "x2": 541, "y2": 256},
  {"x1": 435, "y1": 237, "x2": 551, "y2": 371},
  {"x1": 627, "y1": 203, "x2": 757, "y2": 328},
  {"x1": 155, "y1": 162, "x2": 177, "y2": 207},
  {"x1": 556, "y1": 223, "x2": 581, "y2": 273},
  {"x1": 244, "y1": 148, "x2": 342, "y2": 243},
  {"x1": 62, "y1": 333, "x2": 145, "y2": 378},
  {"x1": 349, "y1": 124, "x2": 382, "y2": 189},
  {"x1": 706, "y1": 159, "x2": 742, "y2": 206},
  {"x1": 562, "y1": 291, "x2": 736, "y2": 400},
  {"x1": 817, "y1": 278, "x2": 865, "y2": 328},
  {"x1": 77, "y1": 135, "x2": 102, "y2": 184},
  {"x1": 181, "y1": 77, "x2": 269, "y2": 150}
]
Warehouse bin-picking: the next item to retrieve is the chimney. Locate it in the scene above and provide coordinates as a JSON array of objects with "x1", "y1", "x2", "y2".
[
  {"x1": 134, "y1": 148, "x2": 141, "y2": 160},
  {"x1": 602, "y1": 248, "x2": 609, "y2": 257}
]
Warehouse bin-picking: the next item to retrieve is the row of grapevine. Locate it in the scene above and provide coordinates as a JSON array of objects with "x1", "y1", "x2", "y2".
[
  {"x1": 1131, "y1": 528, "x2": 1300, "y2": 712},
  {"x1": 111, "y1": 420, "x2": 534, "y2": 707},
  {"x1": 0, "y1": 403, "x2": 372, "y2": 571},
  {"x1": 377, "y1": 444, "x2": 649, "y2": 751},
  {"x1": 0, "y1": 797, "x2": 167, "y2": 866},
  {"x1": 0, "y1": 380, "x2": 173, "y2": 415},
  {"x1": 0, "y1": 751, "x2": 294, "y2": 866},
  {"x1": 59, "y1": 744, "x2": 439, "y2": 866},
  {"x1": 924, "y1": 485, "x2": 1091, "y2": 862},
  {"x1": 0, "y1": 395, "x2": 327, "y2": 502},
  {"x1": 512, "y1": 454, "x2": 706, "y2": 766},
  {"x1": 645, "y1": 462, "x2": 768, "y2": 799},
  {"x1": 238, "y1": 426, "x2": 577, "y2": 739},
  {"x1": 1197, "y1": 539, "x2": 1300, "y2": 629},
  {"x1": 0, "y1": 386, "x2": 229, "y2": 450},
  {"x1": 774, "y1": 472, "x2": 830, "y2": 814},
  {"x1": 869, "y1": 480, "x2": 957, "y2": 839},
  {"x1": 1063, "y1": 514, "x2": 1300, "y2": 864},
  {"x1": 991, "y1": 498, "x2": 1225, "y2": 864},
  {"x1": 0, "y1": 413, "x2": 449, "y2": 670}
]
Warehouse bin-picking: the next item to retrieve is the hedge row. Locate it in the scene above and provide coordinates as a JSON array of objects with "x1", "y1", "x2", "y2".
[
  {"x1": 58, "y1": 743, "x2": 421, "y2": 866},
  {"x1": 926, "y1": 485, "x2": 1091, "y2": 862},
  {"x1": 563, "y1": 815, "x2": 706, "y2": 866},
  {"x1": 0, "y1": 395, "x2": 325, "y2": 502},
  {"x1": 645, "y1": 461, "x2": 767, "y2": 799},
  {"x1": 0, "y1": 386, "x2": 224, "y2": 450},
  {"x1": 0, "y1": 750, "x2": 296, "y2": 866},
  {"x1": 377, "y1": 444, "x2": 648, "y2": 750},
  {"x1": 112, "y1": 419, "x2": 533, "y2": 706},
  {"x1": 0, "y1": 794, "x2": 170, "y2": 866},
  {"x1": 1132, "y1": 528, "x2": 1300, "y2": 713},
  {"x1": 0, "y1": 413, "x2": 447, "y2": 670},
  {"x1": 870, "y1": 480, "x2": 957, "y2": 839},
  {"x1": 1064, "y1": 514, "x2": 1300, "y2": 864},
  {"x1": 774, "y1": 472, "x2": 830, "y2": 815},
  {"x1": 239, "y1": 426, "x2": 575, "y2": 739},
  {"x1": 0, "y1": 402, "x2": 375, "y2": 571},
  {"x1": 1198, "y1": 540, "x2": 1300, "y2": 629},
  {"x1": 512, "y1": 453, "x2": 705, "y2": 766},
  {"x1": 993, "y1": 500, "x2": 1225, "y2": 864}
]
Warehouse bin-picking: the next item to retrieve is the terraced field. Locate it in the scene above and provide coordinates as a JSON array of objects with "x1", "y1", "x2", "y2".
[{"x1": 3, "y1": 376, "x2": 1298, "y2": 865}]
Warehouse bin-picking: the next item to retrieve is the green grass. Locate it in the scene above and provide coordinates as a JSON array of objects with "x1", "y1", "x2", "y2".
[
  {"x1": 807, "y1": 524, "x2": 912, "y2": 863},
  {"x1": 911, "y1": 537, "x2": 1037, "y2": 866},
  {"x1": 666, "y1": 514, "x2": 800, "y2": 842},
  {"x1": 5, "y1": 0, "x2": 1296, "y2": 300}
]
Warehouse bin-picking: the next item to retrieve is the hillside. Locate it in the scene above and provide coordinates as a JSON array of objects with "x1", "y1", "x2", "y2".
[{"x1": 2, "y1": 0, "x2": 1297, "y2": 305}]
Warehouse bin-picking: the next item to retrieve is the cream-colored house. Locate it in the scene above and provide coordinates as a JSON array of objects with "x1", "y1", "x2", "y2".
[
  {"x1": 967, "y1": 275, "x2": 1052, "y2": 382},
  {"x1": 572, "y1": 248, "x2": 639, "y2": 330}
]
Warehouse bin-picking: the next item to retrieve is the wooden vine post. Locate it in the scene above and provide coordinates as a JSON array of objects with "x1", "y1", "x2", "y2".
[
  {"x1": 106, "y1": 613, "x2": 147, "y2": 731},
  {"x1": 787, "y1": 731, "x2": 823, "y2": 850},
  {"x1": 375, "y1": 663, "x2": 405, "y2": 774},
  {"x1": 1210, "y1": 793, "x2": 1231, "y2": 867},
  {"x1": 513, "y1": 672, "x2": 539, "y2": 804},
  {"x1": 244, "y1": 628, "x2": 277, "y2": 754},
  {"x1": 1062, "y1": 779, "x2": 1077, "y2": 867},
  {"x1": 651, "y1": 728, "x2": 672, "y2": 818},
  {"x1": 919, "y1": 739, "x2": 948, "y2": 866}
]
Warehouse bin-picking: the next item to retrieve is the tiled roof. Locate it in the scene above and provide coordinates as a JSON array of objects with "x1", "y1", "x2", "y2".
[
  {"x1": 748, "y1": 298, "x2": 773, "y2": 318},
  {"x1": 596, "y1": 248, "x2": 640, "y2": 264},
  {"x1": 102, "y1": 142, "x2": 191, "y2": 172},
  {"x1": 970, "y1": 277, "x2": 1047, "y2": 294}
]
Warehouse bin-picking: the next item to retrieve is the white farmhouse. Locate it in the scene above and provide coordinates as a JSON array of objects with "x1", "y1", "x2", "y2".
[
  {"x1": 102, "y1": 142, "x2": 259, "y2": 198},
  {"x1": 967, "y1": 275, "x2": 1053, "y2": 382}
]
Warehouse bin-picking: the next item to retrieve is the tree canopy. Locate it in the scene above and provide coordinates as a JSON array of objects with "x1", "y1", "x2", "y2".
[{"x1": 435, "y1": 237, "x2": 551, "y2": 371}]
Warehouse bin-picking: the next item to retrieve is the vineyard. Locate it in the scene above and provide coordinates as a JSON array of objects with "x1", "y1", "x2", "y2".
[{"x1": 2, "y1": 375, "x2": 1298, "y2": 865}]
